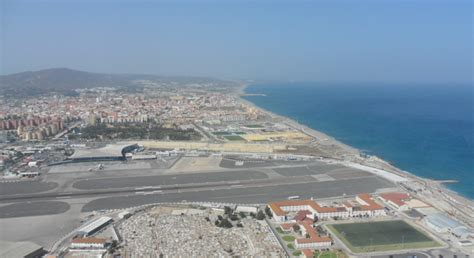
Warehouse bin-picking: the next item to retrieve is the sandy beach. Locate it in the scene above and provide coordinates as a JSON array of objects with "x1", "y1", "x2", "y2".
[{"x1": 236, "y1": 83, "x2": 474, "y2": 227}]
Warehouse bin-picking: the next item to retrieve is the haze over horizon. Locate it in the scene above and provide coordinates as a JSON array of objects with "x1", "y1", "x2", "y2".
[{"x1": 1, "y1": 0, "x2": 472, "y2": 84}]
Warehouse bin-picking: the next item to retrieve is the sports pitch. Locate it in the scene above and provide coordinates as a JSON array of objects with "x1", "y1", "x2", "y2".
[
  {"x1": 223, "y1": 135, "x2": 246, "y2": 141},
  {"x1": 327, "y1": 220, "x2": 440, "y2": 253}
]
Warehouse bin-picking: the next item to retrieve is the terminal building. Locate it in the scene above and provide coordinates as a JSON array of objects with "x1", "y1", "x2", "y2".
[{"x1": 68, "y1": 144, "x2": 138, "y2": 162}]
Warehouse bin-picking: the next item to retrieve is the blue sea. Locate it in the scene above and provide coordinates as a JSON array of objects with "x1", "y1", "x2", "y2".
[{"x1": 243, "y1": 82, "x2": 474, "y2": 199}]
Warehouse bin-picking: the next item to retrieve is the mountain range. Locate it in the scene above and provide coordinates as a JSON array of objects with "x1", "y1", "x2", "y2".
[{"x1": 0, "y1": 68, "x2": 235, "y2": 97}]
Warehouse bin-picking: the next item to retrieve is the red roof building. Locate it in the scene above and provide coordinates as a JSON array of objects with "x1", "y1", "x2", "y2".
[
  {"x1": 379, "y1": 192, "x2": 410, "y2": 210},
  {"x1": 268, "y1": 194, "x2": 386, "y2": 222}
]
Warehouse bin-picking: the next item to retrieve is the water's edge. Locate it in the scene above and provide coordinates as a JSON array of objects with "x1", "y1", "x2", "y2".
[{"x1": 240, "y1": 83, "x2": 473, "y2": 200}]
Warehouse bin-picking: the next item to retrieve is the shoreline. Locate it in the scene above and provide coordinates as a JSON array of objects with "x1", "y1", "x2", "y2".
[{"x1": 236, "y1": 83, "x2": 474, "y2": 226}]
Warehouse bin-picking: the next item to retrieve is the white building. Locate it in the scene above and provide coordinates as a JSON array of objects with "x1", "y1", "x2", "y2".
[
  {"x1": 235, "y1": 206, "x2": 258, "y2": 214},
  {"x1": 71, "y1": 237, "x2": 107, "y2": 249},
  {"x1": 131, "y1": 154, "x2": 157, "y2": 160},
  {"x1": 77, "y1": 216, "x2": 112, "y2": 236},
  {"x1": 268, "y1": 194, "x2": 385, "y2": 222},
  {"x1": 294, "y1": 222, "x2": 332, "y2": 249}
]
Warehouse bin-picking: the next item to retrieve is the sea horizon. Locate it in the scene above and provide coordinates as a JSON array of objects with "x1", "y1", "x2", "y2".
[{"x1": 243, "y1": 82, "x2": 474, "y2": 200}]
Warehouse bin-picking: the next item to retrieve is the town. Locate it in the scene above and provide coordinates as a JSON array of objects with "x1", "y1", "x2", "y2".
[{"x1": 0, "y1": 74, "x2": 473, "y2": 258}]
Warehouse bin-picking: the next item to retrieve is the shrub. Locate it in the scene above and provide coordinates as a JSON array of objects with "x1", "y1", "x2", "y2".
[{"x1": 256, "y1": 210, "x2": 266, "y2": 220}]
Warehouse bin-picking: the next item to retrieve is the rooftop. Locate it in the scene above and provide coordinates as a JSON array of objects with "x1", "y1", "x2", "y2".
[
  {"x1": 425, "y1": 213, "x2": 464, "y2": 229},
  {"x1": 71, "y1": 237, "x2": 107, "y2": 244},
  {"x1": 357, "y1": 193, "x2": 384, "y2": 211},
  {"x1": 379, "y1": 192, "x2": 410, "y2": 206},
  {"x1": 77, "y1": 216, "x2": 112, "y2": 234},
  {"x1": 296, "y1": 221, "x2": 332, "y2": 244},
  {"x1": 301, "y1": 249, "x2": 314, "y2": 257},
  {"x1": 268, "y1": 199, "x2": 338, "y2": 216}
]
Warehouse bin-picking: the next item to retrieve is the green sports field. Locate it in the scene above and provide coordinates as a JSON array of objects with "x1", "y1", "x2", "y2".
[
  {"x1": 327, "y1": 220, "x2": 440, "y2": 253},
  {"x1": 223, "y1": 135, "x2": 246, "y2": 141}
]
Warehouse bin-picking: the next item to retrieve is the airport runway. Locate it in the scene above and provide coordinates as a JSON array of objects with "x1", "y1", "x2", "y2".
[
  {"x1": 0, "y1": 161, "x2": 397, "y2": 218},
  {"x1": 0, "y1": 175, "x2": 393, "y2": 218},
  {"x1": 72, "y1": 170, "x2": 268, "y2": 190},
  {"x1": 81, "y1": 176, "x2": 393, "y2": 211}
]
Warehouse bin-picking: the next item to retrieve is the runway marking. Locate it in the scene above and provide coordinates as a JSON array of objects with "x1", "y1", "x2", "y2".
[
  {"x1": 134, "y1": 190, "x2": 163, "y2": 195},
  {"x1": 209, "y1": 193, "x2": 267, "y2": 199}
]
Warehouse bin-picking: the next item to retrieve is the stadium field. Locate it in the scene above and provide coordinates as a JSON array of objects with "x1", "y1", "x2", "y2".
[
  {"x1": 223, "y1": 135, "x2": 246, "y2": 141},
  {"x1": 327, "y1": 220, "x2": 440, "y2": 253}
]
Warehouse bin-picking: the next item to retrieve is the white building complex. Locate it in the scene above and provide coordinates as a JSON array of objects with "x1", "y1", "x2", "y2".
[
  {"x1": 71, "y1": 237, "x2": 108, "y2": 249},
  {"x1": 268, "y1": 193, "x2": 385, "y2": 222}
]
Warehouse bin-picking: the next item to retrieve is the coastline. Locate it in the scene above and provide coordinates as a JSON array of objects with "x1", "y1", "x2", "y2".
[{"x1": 236, "y1": 83, "x2": 474, "y2": 226}]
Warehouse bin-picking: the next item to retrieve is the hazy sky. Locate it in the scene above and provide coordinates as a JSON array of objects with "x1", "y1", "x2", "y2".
[{"x1": 1, "y1": 0, "x2": 472, "y2": 83}]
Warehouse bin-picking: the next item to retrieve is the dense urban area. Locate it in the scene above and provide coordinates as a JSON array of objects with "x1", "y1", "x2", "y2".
[{"x1": 0, "y1": 69, "x2": 473, "y2": 258}]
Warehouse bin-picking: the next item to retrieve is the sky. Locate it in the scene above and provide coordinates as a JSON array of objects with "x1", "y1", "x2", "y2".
[{"x1": 1, "y1": 0, "x2": 472, "y2": 83}]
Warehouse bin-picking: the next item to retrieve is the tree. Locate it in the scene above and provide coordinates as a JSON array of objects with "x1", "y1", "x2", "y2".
[
  {"x1": 218, "y1": 218, "x2": 233, "y2": 228},
  {"x1": 292, "y1": 224, "x2": 300, "y2": 232},
  {"x1": 265, "y1": 206, "x2": 273, "y2": 218},
  {"x1": 110, "y1": 240, "x2": 118, "y2": 248},
  {"x1": 239, "y1": 212, "x2": 247, "y2": 218},
  {"x1": 109, "y1": 240, "x2": 119, "y2": 253},
  {"x1": 224, "y1": 206, "x2": 233, "y2": 216},
  {"x1": 256, "y1": 210, "x2": 266, "y2": 220}
]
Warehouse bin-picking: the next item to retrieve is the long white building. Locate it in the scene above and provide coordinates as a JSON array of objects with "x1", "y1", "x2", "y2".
[{"x1": 268, "y1": 194, "x2": 385, "y2": 222}]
